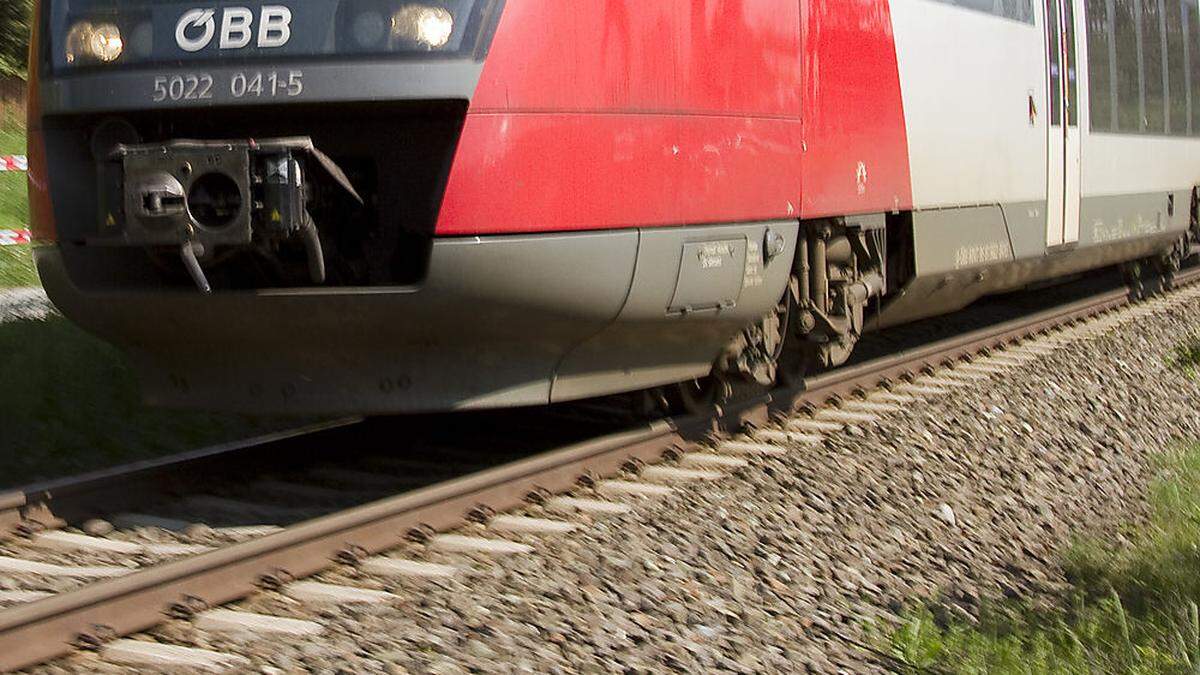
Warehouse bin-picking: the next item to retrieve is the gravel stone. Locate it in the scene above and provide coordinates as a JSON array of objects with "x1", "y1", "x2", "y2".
[
  {"x1": 0, "y1": 287, "x2": 53, "y2": 323},
  {"x1": 937, "y1": 503, "x2": 958, "y2": 527},
  {"x1": 81, "y1": 520, "x2": 114, "y2": 537}
]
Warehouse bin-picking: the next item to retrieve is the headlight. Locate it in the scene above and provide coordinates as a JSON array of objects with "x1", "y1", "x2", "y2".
[
  {"x1": 336, "y1": 0, "x2": 485, "y2": 55},
  {"x1": 65, "y1": 21, "x2": 124, "y2": 65},
  {"x1": 391, "y1": 5, "x2": 454, "y2": 49}
]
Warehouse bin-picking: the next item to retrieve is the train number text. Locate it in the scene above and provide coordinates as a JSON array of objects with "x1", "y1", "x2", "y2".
[
  {"x1": 152, "y1": 74, "x2": 214, "y2": 103},
  {"x1": 230, "y1": 71, "x2": 304, "y2": 99}
]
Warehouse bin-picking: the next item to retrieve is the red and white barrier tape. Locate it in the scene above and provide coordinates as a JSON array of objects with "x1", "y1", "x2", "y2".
[
  {"x1": 0, "y1": 157, "x2": 31, "y2": 245},
  {"x1": 0, "y1": 229, "x2": 31, "y2": 246},
  {"x1": 0, "y1": 156, "x2": 27, "y2": 172}
]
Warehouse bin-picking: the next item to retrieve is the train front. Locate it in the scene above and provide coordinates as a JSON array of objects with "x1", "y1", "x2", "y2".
[{"x1": 27, "y1": 0, "x2": 582, "y2": 414}]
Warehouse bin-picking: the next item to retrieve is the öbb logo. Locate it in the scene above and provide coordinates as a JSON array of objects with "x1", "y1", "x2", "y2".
[{"x1": 176, "y1": 6, "x2": 293, "y2": 53}]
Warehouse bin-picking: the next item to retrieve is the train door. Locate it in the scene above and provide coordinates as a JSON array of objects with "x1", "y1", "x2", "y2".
[{"x1": 1044, "y1": 0, "x2": 1082, "y2": 248}]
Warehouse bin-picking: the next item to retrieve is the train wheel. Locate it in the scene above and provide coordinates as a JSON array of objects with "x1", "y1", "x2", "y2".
[
  {"x1": 775, "y1": 341, "x2": 812, "y2": 388},
  {"x1": 721, "y1": 277, "x2": 812, "y2": 390},
  {"x1": 776, "y1": 279, "x2": 818, "y2": 387},
  {"x1": 632, "y1": 388, "x2": 673, "y2": 418},
  {"x1": 1122, "y1": 260, "x2": 1148, "y2": 300},
  {"x1": 669, "y1": 276, "x2": 821, "y2": 414},
  {"x1": 1154, "y1": 241, "x2": 1185, "y2": 292},
  {"x1": 670, "y1": 374, "x2": 731, "y2": 416},
  {"x1": 735, "y1": 293, "x2": 791, "y2": 388},
  {"x1": 777, "y1": 341, "x2": 824, "y2": 390},
  {"x1": 1126, "y1": 245, "x2": 1184, "y2": 300}
]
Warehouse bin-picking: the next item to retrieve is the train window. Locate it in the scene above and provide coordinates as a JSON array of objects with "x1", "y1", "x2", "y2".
[
  {"x1": 926, "y1": 0, "x2": 1036, "y2": 23},
  {"x1": 954, "y1": 0, "x2": 1001, "y2": 9},
  {"x1": 1190, "y1": 3, "x2": 1200, "y2": 134},
  {"x1": 998, "y1": 0, "x2": 1038, "y2": 20},
  {"x1": 1113, "y1": 0, "x2": 1141, "y2": 132},
  {"x1": 1047, "y1": 0, "x2": 1064, "y2": 124},
  {"x1": 1141, "y1": 0, "x2": 1165, "y2": 133},
  {"x1": 1166, "y1": 0, "x2": 1187, "y2": 135},
  {"x1": 1065, "y1": 0, "x2": 1080, "y2": 126},
  {"x1": 1086, "y1": 0, "x2": 1115, "y2": 131}
]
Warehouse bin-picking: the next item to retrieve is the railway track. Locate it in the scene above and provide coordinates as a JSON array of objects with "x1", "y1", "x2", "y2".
[{"x1": 2, "y1": 269, "x2": 1197, "y2": 672}]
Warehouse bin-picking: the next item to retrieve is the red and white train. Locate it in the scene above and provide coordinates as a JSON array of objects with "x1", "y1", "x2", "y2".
[{"x1": 26, "y1": 0, "x2": 1200, "y2": 413}]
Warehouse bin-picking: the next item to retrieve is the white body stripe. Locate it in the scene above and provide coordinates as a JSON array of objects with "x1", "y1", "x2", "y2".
[
  {"x1": 891, "y1": 0, "x2": 1200, "y2": 211},
  {"x1": 891, "y1": 1, "x2": 1048, "y2": 208},
  {"x1": 1083, "y1": 133, "x2": 1200, "y2": 197}
]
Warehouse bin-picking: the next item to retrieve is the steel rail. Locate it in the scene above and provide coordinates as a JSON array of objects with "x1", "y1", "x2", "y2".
[
  {"x1": 1, "y1": 270, "x2": 1196, "y2": 672},
  {"x1": 776, "y1": 269, "x2": 1200, "y2": 413},
  {"x1": 0, "y1": 418, "x2": 364, "y2": 540},
  {"x1": 0, "y1": 421, "x2": 725, "y2": 671}
]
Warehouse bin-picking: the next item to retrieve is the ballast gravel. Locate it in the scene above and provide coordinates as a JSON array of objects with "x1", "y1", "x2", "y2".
[
  {"x1": 48, "y1": 293, "x2": 1200, "y2": 674},
  {"x1": 0, "y1": 287, "x2": 52, "y2": 323}
]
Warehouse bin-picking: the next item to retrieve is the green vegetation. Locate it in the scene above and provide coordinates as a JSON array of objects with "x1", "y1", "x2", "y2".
[
  {"x1": 0, "y1": 168, "x2": 26, "y2": 229},
  {"x1": 0, "y1": 106, "x2": 30, "y2": 288},
  {"x1": 0, "y1": 0, "x2": 32, "y2": 77},
  {"x1": 0, "y1": 103, "x2": 23, "y2": 155},
  {"x1": 882, "y1": 444, "x2": 1200, "y2": 673},
  {"x1": 1167, "y1": 336, "x2": 1200, "y2": 379},
  {"x1": 0, "y1": 317, "x2": 283, "y2": 488},
  {"x1": 0, "y1": 244, "x2": 35, "y2": 287}
]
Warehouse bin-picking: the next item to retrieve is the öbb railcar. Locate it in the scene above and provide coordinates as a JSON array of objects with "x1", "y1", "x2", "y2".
[{"x1": 26, "y1": 0, "x2": 1200, "y2": 413}]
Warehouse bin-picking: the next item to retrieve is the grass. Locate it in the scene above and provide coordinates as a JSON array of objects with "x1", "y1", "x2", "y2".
[
  {"x1": 0, "y1": 316, "x2": 286, "y2": 488},
  {"x1": 0, "y1": 171, "x2": 26, "y2": 229},
  {"x1": 881, "y1": 442, "x2": 1200, "y2": 674},
  {"x1": 0, "y1": 101, "x2": 24, "y2": 155},
  {"x1": 0, "y1": 103, "x2": 31, "y2": 288},
  {"x1": 0, "y1": 243, "x2": 35, "y2": 287},
  {"x1": 1167, "y1": 335, "x2": 1200, "y2": 379}
]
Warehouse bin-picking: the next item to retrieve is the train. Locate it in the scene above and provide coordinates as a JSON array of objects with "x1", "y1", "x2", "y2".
[{"x1": 25, "y1": 0, "x2": 1200, "y2": 415}]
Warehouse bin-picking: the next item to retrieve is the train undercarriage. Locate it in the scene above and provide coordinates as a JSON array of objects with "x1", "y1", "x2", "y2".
[{"x1": 664, "y1": 195, "x2": 1200, "y2": 416}]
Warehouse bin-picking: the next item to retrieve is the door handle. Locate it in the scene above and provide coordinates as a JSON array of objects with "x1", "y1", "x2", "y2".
[{"x1": 1029, "y1": 93, "x2": 1038, "y2": 126}]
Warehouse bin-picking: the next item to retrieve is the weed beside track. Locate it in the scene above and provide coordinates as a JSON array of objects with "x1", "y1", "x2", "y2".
[
  {"x1": 1168, "y1": 336, "x2": 1200, "y2": 379},
  {"x1": 882, "y1": 441, "x2": 1200, "y2": 674}
]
